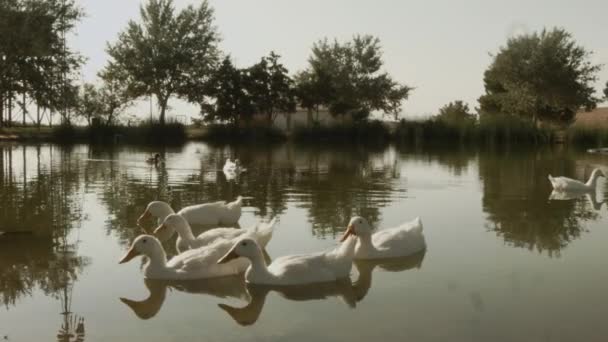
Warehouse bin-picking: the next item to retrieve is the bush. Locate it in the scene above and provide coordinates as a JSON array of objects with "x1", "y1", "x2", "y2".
[
  {"x1": 293, "y1": 120, "x2": 391, "y2": 145},
  {"x1": 200, "y1": 124, "x2": 286, "y2": 144},
  {"x1": 566, "y1": 127, "x2": 608, "y2": 148}
]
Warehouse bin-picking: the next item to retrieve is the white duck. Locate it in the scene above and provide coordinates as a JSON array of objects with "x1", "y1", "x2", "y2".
[
  {"x1": 223, "y1": 158, "x2": 243, "y2": 173},
  {"x1": 154, "y1": 214, "x2": 276, "y2": 253},
  {"x1": 218, "y1": 236, "x2": 357, "y2": 286},
  {"x1": 119, "y1": 235, "x2": 250, "y2": 280},
  {"x1": 343, "y1": 216, "x2": 426, "y2": 260},
  {"x1": 137, "y1": 197, "x2": 243, "y2": 229},
  {"x1": 548, "y1": 168, "x2": 605, "y2": 192}
]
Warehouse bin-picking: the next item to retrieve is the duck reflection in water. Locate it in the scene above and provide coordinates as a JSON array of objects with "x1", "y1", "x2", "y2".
[
  {"x1": 218, "y1": 250, "x2": 426, "y2": 326},
  {"x1": 549, "y1": 189, "x2": 605, "y2": 211},
  {"x1": 120, "y1": 275, "x2": 249, "y2": 320}
]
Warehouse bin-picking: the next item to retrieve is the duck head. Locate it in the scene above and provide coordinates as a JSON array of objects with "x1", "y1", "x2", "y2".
[
  {"x1": 138, "y1": 201, "x2": 174, "y2": 227},
  {"x1": 153, "y1": 214, "x2": 188, "y2": 239},
  {"x1": 119, "y1": 235, "x2": 164, "y2": 264},
  {"x1": 341, "y1": 216, "x2": 372, "y2": 242},
  {"x1": 217, "y1": 238, "x2": 259, "y2": 264}
]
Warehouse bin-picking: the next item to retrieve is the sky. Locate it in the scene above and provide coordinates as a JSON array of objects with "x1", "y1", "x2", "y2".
[{"x1": 71, "y1": 0, "x2": 608, "y2": 121}]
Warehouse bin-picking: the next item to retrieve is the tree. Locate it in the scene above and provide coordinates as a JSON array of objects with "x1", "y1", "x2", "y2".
[
  {"x1": 436, "y1": 101, "x2": 476, "y2": 124},
  {"x1": 478, "y1": 28, "x2": 602, "y2": 125},
  {"x1": 604, "y1": 81, "x2": 608, "y2": 100},
  {"x1": 294, "y1": 69, "x2": 332, "y2": 122},
  {"x1": 200, "y1": 57, "x2": 253, "y2": 125},
  {"x1": 246, "y1": 52, "x2": 296, "y2": 125},
  {"x1": 78, "y1": 83, "x2": 101, "y2": 125},
  {"x1": 103, "y1": 0, "x2": 220, "y2": 125},
  {"x1": 0, "y1": 0, "x2": 84, "y2": 126},
  {"x1": 303, "y1": 35, "x2": 411, "y2": 121}
]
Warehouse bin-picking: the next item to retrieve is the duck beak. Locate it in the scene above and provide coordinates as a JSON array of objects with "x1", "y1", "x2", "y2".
[
  {"x1": 137, "y1": 210, "x2": 151, "y2": 227},
  {"x1": 119, "y1": 246, "x2": 141, "y2": 264},
  {"x1": 153, "y1": 224, "x2": 167, "y2": 236},
  {"x1": 218, "y1": 246, "x2": 239, "y2": 264},
  {"x1": 340, "y1": 224, "x2": 356, "y2": 242}
]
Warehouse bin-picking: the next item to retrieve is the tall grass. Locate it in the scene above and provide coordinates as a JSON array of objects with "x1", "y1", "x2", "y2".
[
  {"x1": 292, "y1": 120, "x2": 391, "y2": 146},
  {"x1": 199, "y1": 123, "x2": 286, "y2": 144},
  {"x1": 394, "y1": 115, "x2": 554, "y2": 146},
  {"x1": 50, "y1": 120, "x2": 187, "y2": 145},
  {"x1": 565, "y1": 127, "x2": 608, "y2": 148}
]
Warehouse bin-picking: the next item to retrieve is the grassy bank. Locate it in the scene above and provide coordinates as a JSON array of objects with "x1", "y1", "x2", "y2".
[
  {"x1": 1, "y1": 120, "x2": 187, "y2": 145},
  {"x1": 3, "y1": 117, "x2": 608, "y2": 148}
]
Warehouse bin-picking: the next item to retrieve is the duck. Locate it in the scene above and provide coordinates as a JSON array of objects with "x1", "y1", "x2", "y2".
[
  {"x1": 548, "y1": 168, "x2": 605, "y2": 192},
  {"x1": 218, "y1": 236, "x2": 357, "y2": 286},
  {"x1": 223, "y1": 158, "x2": 241, "y2": 172},
  {"x1": 146, "y1": 153, "x2": 162, "y2": 164},
  {"x1": 137, "y1": 197, "x2": 243, "y2": 229},
  {"x1": 154, "y1": 214, "x2": 276, "y2": 253},
  {"x1": 343, "y1": 216, "x2": 426, "y2": 260},
  {"x1": 118, "y1": 235, "x2": 250, "y2": 280}
]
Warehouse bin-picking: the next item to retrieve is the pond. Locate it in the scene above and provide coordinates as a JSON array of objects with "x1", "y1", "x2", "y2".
[{"x1": 0, "y1": 142, "x2": 607, "y2": 341}]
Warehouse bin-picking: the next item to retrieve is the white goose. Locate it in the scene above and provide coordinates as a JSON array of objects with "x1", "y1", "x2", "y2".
[
  {"x1": 154, "y1": 214, "x2": 276, "y2": 253},
  {"x1": 343, "y1": 216, "x2": 426, "y2": 260},
  {"x1": 137, "y1": 197, "x2": 243, "y2": 229},
  {"x1": 548, "y1": 168, "x2": 605, "y2": 192},
  {"x1": 119, "y1": 235, "x2": 250, "y2": 280},
  {"x1": 218, "y1": 237, "x2": 357, "y2": 286}
]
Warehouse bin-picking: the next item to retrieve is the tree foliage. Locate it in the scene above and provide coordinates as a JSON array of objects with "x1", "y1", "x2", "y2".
[
  {"x1": 246, "y1": 51, "x2": 296, "y2": 124},
  {"x1": 103, "y1": 0, "x2": 220, "y2": 125},
  {"x1": 604, "y1": 81, "x2": 608, "y2": 100},
  {"x1": 301, "y1": 35, "x2": 411, "y2": 121},
  {"x1": 200, "y1": 57, "x2": 253, "y2": 125},
  {"x1": 478, "y1": 28, "x2": 602, "y2": 124},
  {"x1": 0, "y1": 0, "x2": 84, "y2": 126},
  {"x1": 436, "y1": 101, "x2": 476, "y2": 124}
]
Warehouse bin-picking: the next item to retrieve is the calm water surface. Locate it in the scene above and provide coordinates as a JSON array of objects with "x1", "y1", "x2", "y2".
[{"x1": 0, "y1": 142, "x2": 607, "y2": 341}]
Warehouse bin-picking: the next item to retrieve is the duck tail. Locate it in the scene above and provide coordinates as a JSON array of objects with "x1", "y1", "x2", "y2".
[
  {"x1": 253, "y1": 217, "x2": 277, "y2": 248},
  {"x1": 411, "y1": 217, "x2": 423, "y2": 234}
]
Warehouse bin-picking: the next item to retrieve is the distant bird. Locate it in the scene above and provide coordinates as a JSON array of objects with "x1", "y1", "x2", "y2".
[{"x1": 548, "y1": 168, "x2": 605, "y2": 191}]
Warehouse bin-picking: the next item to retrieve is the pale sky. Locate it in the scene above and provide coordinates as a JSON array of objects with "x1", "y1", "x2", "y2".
[{"x1": 72, "y1": 0, "x2": 608, "y2": 121}]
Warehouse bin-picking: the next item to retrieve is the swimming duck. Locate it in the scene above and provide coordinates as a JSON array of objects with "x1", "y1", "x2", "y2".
[
  {"x1": 154, "y1": 214, "x2": 276, "y2": 252},
  {"x1": 119, "y1": 235, "x2": 249, "y2": 280},
  {"x1": 218, "y1": 236, "x2": 357, "y2": 286},
  {"x1": 137, "y1": 197, "x2": 243, "y2": 229},
  {"x1": 548, "y1": 168, "x2": 605, "y2": 192},
  {"x1": 343, "y1": 216, "x2": 426, "y2": 260}
]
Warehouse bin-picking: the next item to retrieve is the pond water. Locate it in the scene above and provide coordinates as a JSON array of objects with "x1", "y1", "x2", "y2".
[{"x1": 0, "y1": 142, "x2": 607, "y2": 341}]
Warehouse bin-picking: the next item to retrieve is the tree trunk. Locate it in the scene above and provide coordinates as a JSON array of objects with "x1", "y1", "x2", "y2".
[
  {"x1": 36, "y1": 104, "x2": 41, "y2": 130},
  {"x1": 8, "y1": 92, "x2": 12, "y2": 127},
  {"x1": 0, "y1": 91, "x2": 4, "y2": 127},
  {"x1": 158, "y1": 95, "x2": 168, "y2": 125},
  {"x1": 22, "y1": 90, "x2": 26, "y2": 126}
]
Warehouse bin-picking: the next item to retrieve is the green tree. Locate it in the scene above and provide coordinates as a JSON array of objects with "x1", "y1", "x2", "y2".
[
  {"x1": 78, "y1": 83, "x2": 102, "y2": 125},
  {"x1": 201, "y1": 57, "x2": 253, "y2": 125},
  {"x1": 436, "y1": 101, "x2": 476, "y2": 124},
  {"x1": 0, "y1": 0, "x2": 84, "y2": 126},
  {"x1": 294, "y1": 69, "x2": 332, "y2": 122},
  {"x1": 604, "y1": 81, "x2": 608, "y2": 100},
  {"x1": 103, "y1": 0, "x2": 220, "y2": 125},
  {"x1": 478, "y1": 28, "x2": 602, "y2": 125},
  {"x1": 305, "y1": 35, "x2": 411, "y2": 121},
  {"x1": 246, "y1": 51, "x2": 296, "y2": 125}
]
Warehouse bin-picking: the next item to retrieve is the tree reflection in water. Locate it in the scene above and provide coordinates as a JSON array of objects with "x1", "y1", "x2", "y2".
[{"x1": 479, "y1": 149, "x2": 600, "y2": 257}]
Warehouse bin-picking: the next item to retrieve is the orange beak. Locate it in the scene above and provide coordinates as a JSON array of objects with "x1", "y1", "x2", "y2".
[
  {"x1": 119, "y1": 246, "x2": 141, "y2": 264},
  {"x1": 217, "y1": 248, "x2": 239, "y2": 264},
  {"x1": 340, "y1": 224, "x2": 356, "y2": 242},
  {"x1": 137, "y1": 210, "x2": 151, "y2": 227},
  {"x1": 153, "y1": 224, "x2": 167, "y2": 236}
]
